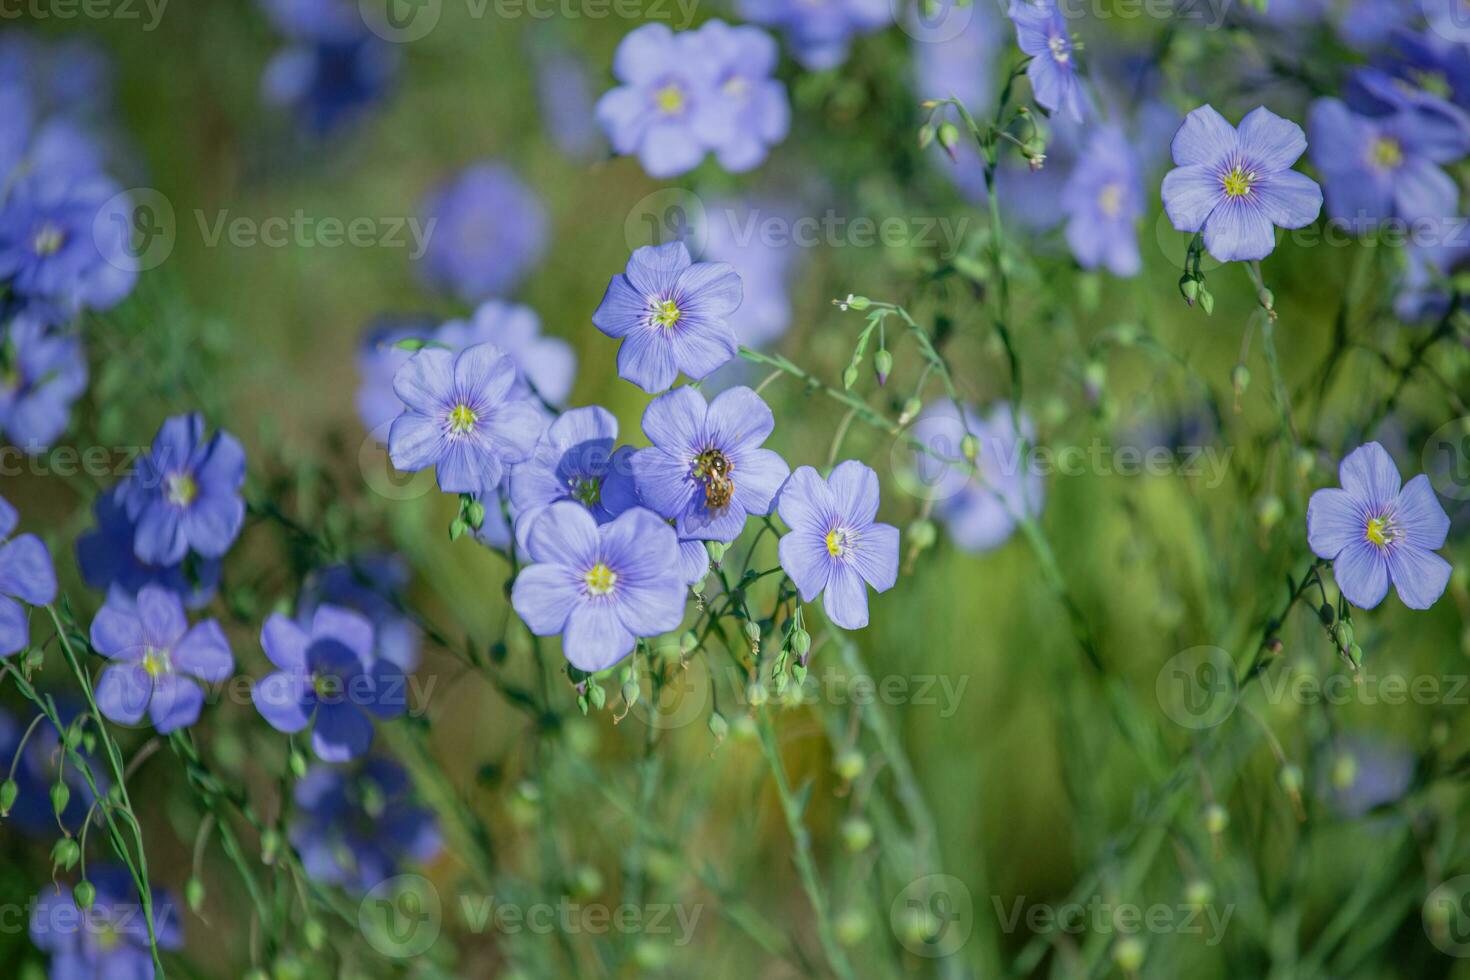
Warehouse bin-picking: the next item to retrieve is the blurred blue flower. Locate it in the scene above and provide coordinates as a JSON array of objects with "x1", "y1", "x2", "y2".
[
  {"x1": 0, "y1": 31, "x2": 114, "y2": 120},
  {"x1": 1394, "y1": 236, "x2": 1470, "y2": 322},
  {"x1": 631, "y1": 386, "x2": 789, "y2": 543},
  {"x1": 388, "y1": 343, "x2": 545, "y2": 497},
  {"x1": 736, "y1": 0, "x2": 891, "y2": 70},
  {"x1": 416, "y1": 162, "x2": 547, "y2": 304},
  {"x1": 1309, "y1": 98, "x2": 1464, "y2": 228},
  {"x1": 694, "y1": 20, "x2": 790, "y2": 173},
  {"x1": 436, "y1": 301, "x2": 576, "y2": 407},
  {"x1": 1008, "y1": 0, "x2": 1087, "y2": 123},
  {"x1": 0, "y1": 492, "x2": 56, "y2": 657},
  {"x1": 1161, "y1": 105, "x2": 1322, "y2": 262},
  {"x1": 77, "y1": 484, "x2": 222, "y2": 610},
  {"x1": 354, "y1": 315, "x2": 439, "y2": 433},
  {"x1": 911, "y1": 0, "x2": 1000, "y2": 114},
  {"x1": 299, "y1": 556, "x2": 422, "y2": 672},
  {"x1": 291, "y1": 758, "x2": 442, "y2": 892},
  {"x1": 534, "y1": 46, "x2": 604, "y2": 161},
  {"x1": 1307, "y1": 441, "x2": 1452, "y2": 609},
  {"x1": 510, "y1": 406, "x2": 639, "y2": 553},
  {"x1": 697, "y1": 200, "x2": 801, "y2": 349},
  {"x1": 510, "y1": 503, "x2": 686, "y2": 672},
  {"x1": 30, "y1": 865, "x2": 181, "y2": 978},
  {"x1": 591, "y1": 242, "x2": 742, "y2": 393},
  {"x1": 262, "y1": 37, "x2": 398, "y2": 136},
  {"x1": 0, "y1": 311, "x2": 86, "y2": 450},
  {"x1": 912, "y1": 402, "x2": 1045, "y2": 554},
  {"x1": 1061, "y1": 126, "x2": 1144, "y2": 276},
  {"x1": 0, "y1": 174, "x2": 137, "y2": 318},
  {"x1": 121, "y1": 413, "x2": 247, "y2": 567},
  {"x1": 91, "y1": 585, "x2": 233, "y2": 734},
  {"x1": 253, "y1": 605, "x2": 407, "y2": 761},
  {"x1": 776, "y1": 461, "x2": 898, "y2": 631}
]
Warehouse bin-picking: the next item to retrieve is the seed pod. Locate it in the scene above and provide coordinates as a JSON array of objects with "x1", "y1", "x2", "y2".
[
  {"x1": 0, "y1": 779, "x2": 18, "y2": 814},
  {"x1": 74, "y1": 880, "x2": 95, "y2": 910},
  {"x1": 50, "y1": 783, "x2": 70, "y2": 817}
]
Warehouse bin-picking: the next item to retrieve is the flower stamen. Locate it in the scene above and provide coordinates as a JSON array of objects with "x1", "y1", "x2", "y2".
[{"x1": 585, "y1": 562, "x2": 618, "y2": 596}]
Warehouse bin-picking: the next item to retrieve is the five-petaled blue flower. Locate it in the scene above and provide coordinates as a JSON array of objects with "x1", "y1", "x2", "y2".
[
  {"x1": 416, "y1": 162, "x2": 547, "y2": 304},
  {"x1": 592, "y1": 242, "x2": 742, "y2": 394},
  {"x1": 387, "y1": 342, "x2": 546, "y2": 497},
  {"x1": 1061, "y1": 126, "x2": 1144, "y2": 276},
  {"x1": 122, "y1": 413, "x2": 247, "y2": 567},
  {"x1": 1161, "y1": 105, "x2": 1323, "y2": 262},
  {"x1": 631, "y1": 385, "x2": 791, "y2": 542},
  {"x1": 0, "y1": 493, "x2": 56, "y2": 657},
  {"x1": 0, "y1": 312, "x2": 87, "y2": 451},
  {"x1": 1307, "y1": 442, "x2": 1453, "y2": 610},
  {"x1": 0, "y1": 173, "x2": 137, "y2": 318},
  {"x1": 510, "y1": 405, "x2": 640, "y2": 552},
  {"x1": 1008, "y1": 0, "x2": 1087, "y2": 123},
  {"x1": 290, "y1": 758, "x2": 442, "y2": 893},
  {"x1": 776, "y1": 461, "x2": 899, "y2": 631},
  {"x1": 511, "y1": 503, "x2": 687, "y2": 672},
  {"x1": 30, "y1": 865, "x2": 181, "y2": 979},
  {"x1": 76, "y1": 485, "x2": 221, "y2": 610},
  {"x1": 252, "y1": 604, "x2": 408, "y2": 762},
  {"x1": 91, "y1": 585, "x2": 234, "y2": 734}
]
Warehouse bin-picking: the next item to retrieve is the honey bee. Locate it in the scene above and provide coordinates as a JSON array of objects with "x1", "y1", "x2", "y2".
[{"x1": 696, "y1": 450, "x2": 735, "y2": 510}]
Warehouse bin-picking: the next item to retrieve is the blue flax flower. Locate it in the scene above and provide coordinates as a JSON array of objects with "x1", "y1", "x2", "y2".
[
  {"x1": 436, "y1": 301, "x2": 576, "y2": 407},
  {"x1": 736, "y1": 0, "x2": 892, "y2": 70},
  {"x1": 0, "y1": 174, "x2": 136, "y2": 317},
  {"x1": 511, "y1": 503, "x2": 686, "y2": 672},
  {"x1": 693, "y1": 20, "x2": 790, "y2": 173},
  {"x1": 0, "y1": 493, "x2": 56, "y2": 657},
  {"x1": 1308, "y1": 442, "x2": 1452, "y2": 610},
  {"x1": 631, "y1": 385, "x2": 790, "y2": 542},
  {"x1": 77, "y1": 485, "x2": 221, "y2": 610},
  {"x1": 597, "y1": 24, "x2": 715, "y2": 178},
  {"x1": 592, "y1": 242, "x2": 742, "y2": 394},
  {"x1": 298, "y1": 556, "x2": 421, "y2": 672},
  {"x1": 1309, "y1": 97, "x2": 1463, "y2": 228},
  {"x1": 0, "y1": 312, "x2": 86, "y2": 451},
  {"x1": 1008, "y1": 0, "x2": 1087, "y2": 123},
  {"x1": 30, "y1": 866, "x2": 181, "y2": 978},
  {"x1": 388, "y1": 342, "x2": 545, "y2": 497},
  {"x1": 510, "y1": 406, "x2": 639, "y2": 552},
  {"x1": 122, "y1": 413, "x2": 247, "y2": 567},
  {"x1": 1161, "y1": 105, "x2": 1322, "y2": 262},
  {"x1": 777, "y1": 462, "x2": 899, "y2": 630},
  {"x1": 291, "y1": 758, "x2": 442, "y2": 892},
  {"x1": 252, "y1": 605, "x2": 408, "y2": 762},
  {"x1": 91, "y1": 585, "x2": 233, "y2": 734},
  {"x1": 416, "y1": 162, "x2": 547, "y2": 304},
  {"x1": 1061, "y1": 126, "x2": 1144, "y2": 276}
]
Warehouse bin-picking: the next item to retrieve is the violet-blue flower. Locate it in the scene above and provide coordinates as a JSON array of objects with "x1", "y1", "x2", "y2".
[
  {"x1": 121, "y1": 413, "x2": 247, "y2": 567},
  {"x1": 0, "y1": 493, "x2": 56, "y2": 657},
  {"x1": 416, "y1": 162, "x2": 547, "y2": 304},
  {"x1": 1307, "y1": 441, "x2": 1453, "y2": 610},
  {"x1": 631, "y1": 385, "x2": 790, "y2": 542},
  {"x1": 736, "y1": 0, "x2": 892, "y2": 70},
  {"x1": 252, "y1": 605, "x2": 407, "y2": 762},
  {"x1": 436, "y1": 301, "x2": 576, "y2": 407},
  {"x1": 387, "y1": 342, "x2": 545, "y2": 497},
  {"x1": 776, "y1": 461, "x2": 899, "y2": 630},
  {"x1": 693, "y1": 20, "x2": 790, "y2": 173},
  {"x1": 1160, "y1": 105, "x2": 1323, "y2": 262},
  {"x1": 354, "y1": 315, "x2": 439, "y2": 433},
  {"x1": 1061, "y1": 126, "x2": 1144, "y2": 276},
  {"x1": 76, "y1": 484, "x2": 221, "y2": 610},
  {"x1": 30, "y1": 866, "x2": 181, "y2": 978},
  {"x1": 0, "y1": 311, "x2": 86, "y2": 451},
  {"x1": 1309, "y1": 97, "x2": 1464, "y2": 229},
  {"x1": 262, "y1": 36, "x2": 398, "y2": 136},
  {"x1": 1008, "y1": 0, "x2": 1087, "y2": 123},
  {"x1": 510, "y1": 503, "x2": 686, "y2": 672},
  {"x1": 91, "y1": 585, "x2": 233, "y2": 734},
  {"x1": 592, "y1": 242, "x2": 742, "y2": 393},
  {"x1": 291, "y1": 758, "x2": 442, "y2": 892},
  {"x1": 510, "y1": 406, "x2": 639, "y2": 552},
  {"x1": 0, "y1": 174, "x2": 136, "y2": 317},
  {"x1": 595, "y1": 24, "x2": 721, "y2": 178},
  {"x1": 298, "y1": 556, "x2": 421, "y2": 672},
  {"x1": 912, "y1": 402, "x2": 1045, "y2": 553}
]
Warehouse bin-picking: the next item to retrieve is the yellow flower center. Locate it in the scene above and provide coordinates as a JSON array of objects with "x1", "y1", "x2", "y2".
[
  {"x1": 1369, "y1": 137, "x2": 1403, "y2": 171},
  {"x1": 825, "y1": 527, "x2": 853, "y2": 558},
  {"x1": 95, "y1": 924, "x2": 121, "y2": 951},
  {"x1": 1221, "y1": 166, "x2": 1255, "y2": 198},
  {"x1": 1048, "y1": 34, "x2": 1070, "y2": 64},
  {"x1": 651, "y1": 299, "x2": 681, "y2": 329},
  {"x1": 1365, "y1": 515, "x2": 1391, "y2": 548},
  {"x1": 573, "y1": 477, "x2": 602, "y2": 507},
  {"x1": 313, "y1": 672, "x2": 343, "y2": 699},
  {"x1": 142, "y1": 647, "x2": 171, "y2": 677},
  {"x1": 585, "y1": 562, "x2": 617, "y2": 596},
  {"x1": 449, "y1": 403, "x2": 478, "y2": 434},
  {"x1": 166, "y1": 472, "x2": 198, "y2": 508},
  {"x1": 1097, "y1": 183, "x2": 1123, "y2": 217},
  {"x1": 31, "y1": 222, "x2": 65, "y2": 256},
  {"x1": 655, "y1": 84, "x2": 685, "y2": 115}
]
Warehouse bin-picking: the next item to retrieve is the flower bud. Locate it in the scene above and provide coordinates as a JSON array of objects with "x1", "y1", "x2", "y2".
[
  {"x1": 836, "y1": 908, "x2": 869, "y2": 946},
  {"x1": 1332, "y1": 621, "x2": 1354, "y2": 651},
  {"x1": 1317, "y1": 603, "x2": 1335, "y2": 627},
  {"x1": 1199, "y1": 287, "x2": 1215, "y2": 316},
  {"x1": 1183, "y1": 879, "x2": 1213, "y2": 907},
  {"x1": 907, "y1": 519, "x2": 938, "y2": 552},
  {"x1": 840, "y1": 817, "x2": 874, "y2": 852},
  {"x1": 0, "y1": 779, "x2": 17, "y2": 815},
  {"x1": 705, "y1": 541, "x2": 728, "y2": 563},
  {"x1": 1203, "y1": 803, "x2": 1229, "y2": 836},
  {"x1": 834, "y1": 749, "x2": 865, "y2": 782},
  {"x1": 1256, "y1": 495, "x2": 1284, "y2": 530},
  {"x1": 708, "y1": 712, "x2": 729, "y2": 743},
  {"x1": 466, "y1": 499, "x2": 486, "y2": 530},
  {"x1": 289, "y1": 749, "x2": 308, "y2": 780},
  {"x1": 74, "y1": 880, "x2": 95, "y2": 910},
  {"x1": 789, "y1": 628, "x2": 811, "y2": 658},
  {"x1": 960, "y1": 434, "x2": 979, "y2": 463},
  {"x1": 186, "y1": 877, "x2": 205, "y2": 913},
  {"x1": 448, "y1": 517, "x2": 467, "y2": 541},
  {"x1": 589, "y1": 682, "x2": 607, "y2": 711},
  {"x1": 1113, "y1": 937, "x2": 1145, "y2": 973},
  {"x1": 50, "y1": 783, "x2": 70, "y2": 817},
  {"x1": 52, "y1": 838, "x2": 79, "y2": 870},
  {"x1": 843, "y1": 365, "x2": 860, "y2": 390},
  {"x1": 1331, "y1": 753, "x2": 1358, "y2": 790},
  {"x1": 874, "y1": 349, "x2": 893, "y2": 385},
  {"x1": 744, "y1": 621, "x2": 762, "y2": 646},
  {"x1": 621, "y1": 680, "x2": 640, "y2": 708},
  {"x1": 937, "y1": 122, "x2": 960, "y2": 154},
  {"x1": 918, "y1": 124, "x2": 935, "y2": 150},
  {"x1": 842, "y1": 294, "x2": 871, "y2": 311},
  {"x1": 1278, "y1": 763, "x2": 1303, "y2": 794},
  {"x1": 679, "y1": 631, "x2": 699, "y2": 655},
  {"x1": 1179, "y1": 276, "x2": 1199, "y2": 305}
]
